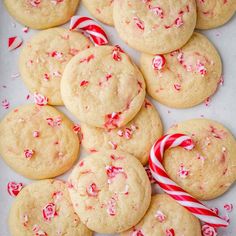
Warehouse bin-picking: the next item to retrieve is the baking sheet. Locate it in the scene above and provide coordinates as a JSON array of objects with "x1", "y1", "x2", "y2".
[{"x1": 0, "y1": 2, "x2": 235, "y2": 235}]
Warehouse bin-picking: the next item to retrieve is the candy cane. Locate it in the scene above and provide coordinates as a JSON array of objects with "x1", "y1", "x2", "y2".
[
  {"x1": 70, "y1": 16, "x2": 108, "y2": 46},
  {"x1": 149, "y1": 133, "x2": 228, "y2": 228}
]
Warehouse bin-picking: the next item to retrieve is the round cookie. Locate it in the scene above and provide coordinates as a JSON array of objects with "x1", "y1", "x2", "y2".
[
  {"x1": 82, "y1": 0, "x2": 114, "y2": 25},
  {"x1": 68, "y1": 150, "x2": 151, "y2": 233},
  {"x1": 0, "y1": 104, "x2": 79, "y2": 179},
  {"x1": 121, "y1": 194, "x2": 201, "y2": 236},
  {"x1": 140, "y1": 33, "x2": 222, "y2": 108},
  {"x1": 61, "y1": 45, "x2": 146, "y2": 128},
  {"x1": 19, "y1": 28, "x2": 92, "y2": 105},
  {"x1": 81, "y1": 99, "x2": 163, "y2": 165},
  {"x1": 9, "y1": 179, "x2": 92, "y2": 236},
  {"x1": 196, "y1": 0, "x2": 236, "y2": 29},
  {"x1": 4, "y1": 0, "x2": 80, "y2": 29},
  {"x1": 113, "y1": 0, "x2": 197, "y2": 54},
  {"x1": 164, "y1": 119, "x2": 236, "y2": 200}
]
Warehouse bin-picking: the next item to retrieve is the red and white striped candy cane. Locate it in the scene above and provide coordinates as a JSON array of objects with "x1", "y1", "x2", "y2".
[
  {"x1": 149, "y1": 133, "x2": 228, "y2": 228},
  {"x1": 70, "y1": 16, "x2": 109, "y2": 46}
]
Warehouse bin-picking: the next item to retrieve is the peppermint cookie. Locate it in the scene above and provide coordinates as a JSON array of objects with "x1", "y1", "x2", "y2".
[
  {"x1": 81, "y1": 99, "x2": 163, "y2": 165},
  {"x1": 61, "y1": 45, "x2": 146, "y2": 128},
  {"x1": 4, "y1": 0, "x2": 80, "y2": 29},
  {"x1": 113, "y1": 0, "x2": 197, "y2": 54},
  {"x1": 0, "y1": 104, "x2": 79, "y2": 179},
  {"x1": 19, "y1": 28, "x2": 92, "y2": 105},
  {"x1": 164, "y1": 119, "x2": 236, "y2": 200},
  {"x1": 196, "y1": 0, "x2": 236, "y2": 29},
  {"x1": 121, "y1": 194, "x2": 201, "y2": 236},
  {"x1": 9, "y1": 179, "x2": 92, "y2": 236},
  {"x1": 68, "y1": 150, "x2": 151, "y2": 233},
  {"x1": 140, "y1": 33, "x2": 222, "y2": 108},
  {"x1": 83, "y1": 0, "x2": 114, "y2": 25}
]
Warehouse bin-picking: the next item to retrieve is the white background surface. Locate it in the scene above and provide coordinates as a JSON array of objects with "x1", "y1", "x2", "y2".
[{"x1": 0, "y1": 1, "x2": 235, "y2": 236}]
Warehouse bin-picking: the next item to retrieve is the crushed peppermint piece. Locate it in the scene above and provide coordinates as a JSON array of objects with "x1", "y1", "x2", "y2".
[
  {"x1": 108, "y1": 141, "x2": 118, "y2": 150},
  {"x1": 201, "y1": 224, "x2": 217, "y2": 236},
  {"x1": 106, "y1": 166, "x2": 127, "y2": 183},
  {"x1": 112, "y1": 45, "x2": 124, "y2": 61},
  {"x1": 132, "y1": 229, "x2": 144, "y2": 236},
  {"x1": 42, "y1": 203, "x2": 57, "y2": 221},
  {"x1": 152, "y1": 55, "x2": 166, "y2": 70},
  {"x1": 33, "y1": 131, "x2": 40, "y2": 138},
  {"x1": 46, "y1": 117, "x2": 62, "y2": 127},
  {"x1": 24, "y1": 149, "x2": 35, "y2": 159},
  {"x1": 107, "y1": 197, "x2": 116, "y2": 216},
  {"x1": 166, "y1": 228, "x2": 175, "y2": 236},
  {"x1": 8, "y1": 36, "x2": 23, "y2": 51},
  {"x1": 133, "y1": 16, "x2": 145, "y2": 30},
  {"x1": 155, "y1": 210, "x2": 166, "y2": 222},
  {"x1": 73, "y1": 124, "x2": 81, "y2": 134},
  {"x1": 7, "y1": 182, "x2": 24, "y2": 197},
  {"x1": 34, "y1": 93, "x2": 48, "y2": 106},
  {"x1": 177, "y1": 163, "x2": 189, "y2": 178},
  {"x1": 80, "y1": 80, "x2": 89, "y2": 87},
  {"x1": 86, "y1": 183, "x2": 100, "y2": 197},
  {"x1": 224, "y1": 203, "x2": 233, "y2": 213},
  {"x1": 1, "y1": 99, "x2": 10, "y2": 109}
]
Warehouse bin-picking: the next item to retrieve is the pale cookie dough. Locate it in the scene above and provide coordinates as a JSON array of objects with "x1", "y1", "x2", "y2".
[
  {"x1": 121, "y1": 194, "x2": 201, "y2": 236},
  {"x1": 83, "y1": 0, "x2": 114, "y2": 25},
  {"x1": 68, "y1": 150, "x2": 151, "y2": 233},
  {"x1": 4, "y1": 0, "x2": 80, "y2": 29},
  {"x1": 19, "y1": 28, "x2": 92, "y2": 105},
  {"x1": 81, "y1": 99, "x2": 163, "y2": 165},
  {"x1": 196, "y1": 0, "x2": 236, "y2": 29},
  {"x1": 140, "y1": 33, "x2": 222, "y2": 108},
  {"x1": 0, "y1": 104, "x2": 79, "y2": 179},
  {"x1": 113, "y1": 0, "x2": 197, "y2": 54},
  {"x1": 9, "y1": 179, "x2": 92, "y2": 236},
  {"x1": 164, "y1": 119, "x2": 236, "y2": 200},
  {"x1": 61, "y1": 45, "x2": 146, "y2": 128}
]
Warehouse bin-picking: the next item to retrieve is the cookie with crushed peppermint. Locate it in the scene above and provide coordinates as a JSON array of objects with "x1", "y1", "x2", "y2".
[
  {"x1": 9, "y1": 179, "x2": 92, "y2": 236},
  {"x1": 164, "y1": 119, "x2": 236, "y2": 200},
  {"x1": 4, "y1": 0, "x2": 80, "y2": 29},
  {"x1": 121, "y1": 194, "x2": 201, "y2": 236},
  {"x1": 68, "y1": 150, "x2": 151, "y2": 233},
  {"x1": 83, "y1": 0, "x2": 114, "y2": 25},
  {"x1": 0, "y1": 104, "x2": 79, "y2": 179},
  {"x1": 196, "y1": 0, "x2": 236, "y2": 29},
  {"x1": 19, "y1": 28, "x2": 93, "y2": 105},
  {"x1": 61, "y1": 45, "x2": 146, "y2": 128},
  {"x1": 80, "y1": 99, "x2": 163, "y2": 165},
  {"x1": 140, "y1": 33, "x2": 222, "y2": 108},
  {"x1": 113, "y1": 0, "x2": 196, "y2": 54}
]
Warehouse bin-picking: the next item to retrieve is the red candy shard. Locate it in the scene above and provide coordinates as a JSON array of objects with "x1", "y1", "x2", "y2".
[
  {"x1": 155, "y1": 210, "x2": 166, "y2": 223},
  {"x1": 73, "y1": 124, "x2": 81, "y2": 134},
  {"x1": 133, "y1": 17, "x2": 145, "y2": 30},
  {"x1": 7, "y1": 182, "x2": 24, "y2": 197},
  {"x1": 132, "y1": 229, "x2": 144, "y2": 236},
  {"x1": 166, "y1": 228, "x2": 175, "y2": 236},
  {"x1": 33, "y1": 93, "x2": 48, "y2": 106},
  {"x1": 8, "y1": 36, "x2": 23, "y2": 51},
  {"x1": 80, "y1": 80, "x2": 89, "y2": 87},
  {"x1": 24, "y1": 149, "x2": 35, "y2": 159},
  {"x1": 112, "y1": 45, "x2": 124, "y2": 61},
  {"x1": 106, "y1": 166, "x2": 127, "y2": 183},
  {"x1": 201, "y1": 224, "x2": 217, "y2": 236},
  {"x1": 152, "y1": 55, "x2": 166, "y2": 70},
  {"x1": 104, "y1": 112, "x2": 121, "y2": 129},
  {"x1": 224, "y1": 203, "x2": 233, "y2": 213},
  {"x1": 42, "y1": 203, "x2": 57, "y2": 221},
  {"x1": 86, "y1": 183, "x2": 100, "y2": 197}
]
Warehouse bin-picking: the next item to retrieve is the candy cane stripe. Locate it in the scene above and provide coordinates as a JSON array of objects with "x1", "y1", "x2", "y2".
[
  {"x1": 70, "y1": 16, "x2": 108, "y2": 46},
  {"x1": 149, "y1": 133, "x2": 228, "y2": 228}
]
